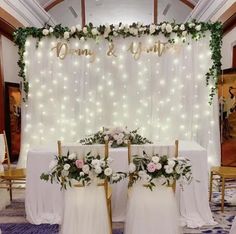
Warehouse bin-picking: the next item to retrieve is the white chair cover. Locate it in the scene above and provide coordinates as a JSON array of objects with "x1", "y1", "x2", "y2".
[
  {"x1": 60, "y1": 144, "x2": 110, "y2": 234},
  {"x1": 0, "y1": 134, "x2": 5, "y2": 172},
  {"x1": 125, "y1": 144, "x2": 181, "y2": 234}
]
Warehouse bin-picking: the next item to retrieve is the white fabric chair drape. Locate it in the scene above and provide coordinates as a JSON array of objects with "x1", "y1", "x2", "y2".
[
  {"x1": 124, "y1": 144, "x2": 181, "y2": 234},
  {"x1": 60, "y1": 144, "x2": 110, "y2": 234}
]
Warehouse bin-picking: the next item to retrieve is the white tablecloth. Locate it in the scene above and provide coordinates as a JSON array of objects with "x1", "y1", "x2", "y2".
[{"x1": 25, "y1": 141, "x2": 215, "y2": 228}]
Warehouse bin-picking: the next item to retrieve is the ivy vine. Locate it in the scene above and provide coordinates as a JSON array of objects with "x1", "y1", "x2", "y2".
[{"x1": 13, "y1": 20, "x2": 222, "y2": 104}]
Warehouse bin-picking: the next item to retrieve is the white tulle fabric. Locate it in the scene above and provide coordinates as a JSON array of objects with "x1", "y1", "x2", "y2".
[
  {"x1": 230, "y1": 217, "x2": 236, "y2": 234},
  {"x1": 18, "y1": 34, "x2": 220, "y2": 168},
  {"x1": 0, "y1": 134, "x2": 5, "y2": 172},
  {"x1": 125, "y1": 183, "x2": 180, "y2": 234},
  {"x1": 60, "y1": 144, "x2": 110, "y2": 234}
]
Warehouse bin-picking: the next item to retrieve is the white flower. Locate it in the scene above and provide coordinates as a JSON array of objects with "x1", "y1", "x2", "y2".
[
  {"x1": 61, "y1": 170, "x2": 69, "y2": 177},
  {"x1": 80, "y1": 37, "x2": 85, "y2": 41},
  {"x1": 95, "y1": 166, "x2": 102, "y2": 174},
  {"x1": 118, "y1": 133, "x2": 124, "y2": 139},
  {"x1": 166, "y1": 24, "x2": 172, "y2": 33},
  {"x1": 91, "y1": 159, "x2": 100, "y2": 167},
  {"x1": 100, "y1": 160, "x2": 106, "y2": 167},
  {"x1": 175, "y1": 165, "x2": 183, "y2": 174},
  {"x1": 68, "y1": 153, "x2": 76, "y2": 160},
  {"x1": 174, "y1": 25, "x2": 179, "y2": 31},
  {"x1": 80, "y1": 172, "x2": 84, "y2": 177},
  {"x1": 195, "y1": 25, "x2": 201, "y2": 31},
  {"x1": 138, "y1": 170, "x2": 147, "y2": 178},
  {"x1": 82, "y1": 165, "x2": 90, "y2": 174},
  {"x1": 104, "y1": 168, "x2": 113, "y2": 176},
  {"x1": 83, "y1": 27, "x2": 88, "y2": 34},
  {"x1": 64, "y1": 31, "x2": 70, "y2": 39},
  {"x1": 119, "y1": 24, "x2": 124, "y2": 30},
  {"x1": 161, "y1": 23, "x2": 166, "y2": 32},
  {"x1": 113, "y1": 32, "x2": 118, "y2": 37},
  {"x1": 149, "y1": 24, "x2": 156, "y2": 34},
  {"x1": 132, "y1": 28, "x2": 138, "y2": 36},
  {"x1": 70, "y1": 26, "x2": 76, "y2": 34},
  {"x1": 49, "y1": 160, "x2": 57, "y2": 170},
  {"x1": 182, "y1": 31, "x2": 187, "y2": 36},
  {"x1": 156, "y1": 163, "x2": 162, "y2": 170},
  {"x1": 152, "y1": 156, "x2": 160, "y2": 164},
  {"x1": 42, "y1": 29, "x2": 49, "y2": 35},
  {"x1": 137, "y1": 22, "x2": 143, "y2": 28},
  {"x1": 180, "y1": 24, "x2": 185, "y2": 31},
  {"x1": 91, "y1": 28, "x2": 99, "y2": 35},
  {"x1": 63, "y1": 164, "x2": 70, "y2": 171},
  {"x1": 113, "y1": 134, "x2": 119, "y2": 140},
  {"x1": 76, "y1": 24, "x2": 82, "y2": 31},
  {"x1": 117, "y1": 139, "x2": 123, "y2": 145},
  {"x1": 164, "y1": 165, "x2": 173, "y2": 174},
  {"x1": 168, "y1": 159, "x2": 176, "y2": 168},
  {"x1": 104, "y1": 135, "x2": 109, "y2": 141},
  {"x1": 129, "y1": 163, "x2": 136, "y2": 173},
  {"x1": 112, "y1": 173, "x2": 120, "y2": 181},
  {"x1": 49, "y1": 27, "x2": 54, "y2": 33}
]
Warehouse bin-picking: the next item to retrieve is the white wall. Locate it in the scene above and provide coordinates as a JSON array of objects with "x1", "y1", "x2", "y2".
[
  {"x1": 1, "y1": 36, "x2": 20, "y2": 84},
  {"x1": 222, "y1": 27, "x2": 236, "y2": 69}
]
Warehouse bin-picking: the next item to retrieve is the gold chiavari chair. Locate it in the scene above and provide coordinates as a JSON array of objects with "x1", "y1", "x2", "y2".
[
  {"x1": 0, "y1": 131, "x2": 26, "y2": 200},
  {"x1": 57, "y1": 140, "x2": 112, "y2": 234},
  {"x1": 127, "y1": 140, "x2": 179, "y2": 191}
]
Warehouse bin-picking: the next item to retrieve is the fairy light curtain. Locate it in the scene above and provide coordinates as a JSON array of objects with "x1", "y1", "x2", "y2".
[{"x1": 18, "y1": 34, "x2": 220, "y2": 168}]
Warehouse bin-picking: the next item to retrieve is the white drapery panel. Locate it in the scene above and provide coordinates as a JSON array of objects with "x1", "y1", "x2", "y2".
[{"x1": 18, "y1": 34, "x2": 220, "y2": 167}]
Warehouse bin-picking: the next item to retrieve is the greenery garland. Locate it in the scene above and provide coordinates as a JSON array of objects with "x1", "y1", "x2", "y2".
[{"x1": 13, "y1": 20, "x2": 222, "y2": 104}]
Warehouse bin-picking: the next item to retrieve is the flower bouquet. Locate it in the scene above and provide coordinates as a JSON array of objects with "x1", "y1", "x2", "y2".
[
  {"x1": 80, "y1": 127, "x2": 152, "y2": 148},
  {"x1": 128, "y1": 152, "x2": 192, "y2": 190},
  {"x1": 40, "y1": 152, "x2": 127, "y2": 189}
]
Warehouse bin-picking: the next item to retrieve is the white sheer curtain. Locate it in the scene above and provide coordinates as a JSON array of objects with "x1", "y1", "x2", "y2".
[{"x1": 18, "y1": 34, "x2": 220, "y2": 168}]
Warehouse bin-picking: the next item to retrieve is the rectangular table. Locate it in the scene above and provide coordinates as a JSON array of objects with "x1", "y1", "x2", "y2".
[{"x1": 25, "y1": 141, "x2": 216, "y2": 228}]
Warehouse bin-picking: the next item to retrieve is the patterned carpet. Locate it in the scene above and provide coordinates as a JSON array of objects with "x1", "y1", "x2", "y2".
[{"x1": 0, "y1": 191, "x2": 235, "y2": 234}]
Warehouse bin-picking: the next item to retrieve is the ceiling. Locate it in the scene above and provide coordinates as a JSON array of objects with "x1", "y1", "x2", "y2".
[{"x1": 36, "y1": 0, "x2": 200, "y2": 26}]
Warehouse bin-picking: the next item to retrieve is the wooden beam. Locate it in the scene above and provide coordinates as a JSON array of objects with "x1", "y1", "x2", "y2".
[
  {"x1": 44, "y1": 0, "x2": 64, "y2": 12},
  {"x1": 0, "y1": 35, "x2": 5, "y2": 133},
  {"x1": 154, "y1": 0, "x2": 158, "y2": 24},
  {"x1": 81, "y1": 0, "x2": 86, "y2": 27},
  {"x1": 222, "y1": 13, "x2": 236, "y2": 35},
  {"x1": 180, "y1": 0, "x2": 195, "y2": 9},
  {"x1": 218, "y1": 2, "x2": 236, "y2": 23}
]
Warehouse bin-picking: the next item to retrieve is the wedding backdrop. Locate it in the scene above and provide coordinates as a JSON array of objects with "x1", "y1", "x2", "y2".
[{"x1": 14, "y1": 22, "x2": 222, "y2": 168}]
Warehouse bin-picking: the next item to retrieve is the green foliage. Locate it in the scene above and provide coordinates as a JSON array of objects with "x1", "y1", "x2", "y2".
[{"x1": 13, "y1": 21, "x2": 222, "y2": 103}]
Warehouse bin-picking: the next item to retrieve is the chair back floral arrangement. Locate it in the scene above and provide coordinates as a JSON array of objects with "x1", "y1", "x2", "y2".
[
  {"x1": 128, "y1": 151, "x2": 192, "y2": 190},
  {"x1": 80, "y1": 127, "x2": 152, "y2": 148},
  {"x1": 40, "y1": 152, "x2": 127, "y2": 189}
]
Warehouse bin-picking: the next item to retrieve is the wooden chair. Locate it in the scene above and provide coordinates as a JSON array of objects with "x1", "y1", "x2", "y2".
[
  {"x1": 209, "y1": 166, "x2": 236, "y2": 212},
  {"x1": 0, "y1": 131, "x2": 26, "y2": 201},
  {"x1": 58, "y1": 140, "x2": 112, "y2": 234},
  {"x1": 127, "y1": 140, "x2": 179, "y2": 191}
]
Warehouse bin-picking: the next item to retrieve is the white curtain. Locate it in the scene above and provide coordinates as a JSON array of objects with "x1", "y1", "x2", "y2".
[{"x1": 18, "y1": 34, "x2": 220, "y2": 168}]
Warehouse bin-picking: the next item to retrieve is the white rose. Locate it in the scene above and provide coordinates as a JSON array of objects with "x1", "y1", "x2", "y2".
[
  {"x1": 104, "y1": 168, "x2": 113, "y2": 176},
  {"x1": 149, "y1": 24, "x2": 156, "y2": 34},
  {"x1": 91, "y1": 28, "x2": 99, "y2": 35},
  {"x1": 118, "y1": 133, "x2": 124, "y2": 139},
  {"x1": 80, "y1": 36, "x2": 85, "y2": 41},
  {"x1": 63, "y1": 164, "x2": 70, "y2": 171},
  {"x1": 61, "y1": 170, "x2": 69, "y2": 177},
  {"x1": 156, "y1": 163, "x2": 162, "y2": 170},
  {"x1": 82, "y1": 165, "x2": 90, "y2": 174},
  {"x1": 152, "y1": 156, "x2": 160, "y2": 164},
  {"x1": 68, "y1": 153, "x2": 77, "y2": 160},
  {"x1": 182, "y1": 31, "x2": 187, "y2": 36},
  {"x1": 64, "y1": 31, "x2": 70, "y2": 39},
  {"x1": 112, "y1": 173, "x2": 120, "y2": 181},
  {"x1": 138, "y1": 170, "x2": 147, "y2": 178},
  {"x1": 161, "y1": 23, "x2": 166, "y2": 32},
  {"x1": 76, "y1": 24, "x2": 82, "y2": 31},
  {"x1": 129, "y1": 163, "x2": 136, "y2": 173},
  {"x1": 80, "y1": 172, "x2": 84, "y2": 177},
  {"x1": 49, "y1": 27, "x2": 54, "y2": 33},
  {"x1": 91, "y1": 159, "x2": 100, "y2": 167},
  {"x1": 166, "y1": 24, "x2": 172, "y2": 33},
  {"x1": 168, "y1": 159, "x2": 176, "y2": 168},
  {"x1": 164, "y1": 165, "x2": 173, "y2": 174},
  {"x1": 49, "y1": 160, "x2": 57, "y2": 170},
  {"x1": 180, "y1": 24, "x2": 185, "y2": 31},
  {"x1": 100, "y1": 160, "x2": 106, "y2": 167},
  {"x1": 83, "y1": 27, "x2": 88, "y2": 34},
  {"x1": 42, "y1": 29, "x2": 49, "y2": 36},
  {"x1": 95, "y1": 166, "x2": 102, "y2": 174},
  {"x1": 174, "y1": 25, "x2": 179, "y2": 31},
  {"x1": 117, "y1": 139, "x2": 123, "y2": 145},
  {"x1": 113, "y1": 134, "x2": 119, "y2": 140},
  {"x1": 195, "y1": 25, "x2": 201, "y2": 31},
  {"x1": 70, "y1": 26, "x2": 76, "y2": 34}
]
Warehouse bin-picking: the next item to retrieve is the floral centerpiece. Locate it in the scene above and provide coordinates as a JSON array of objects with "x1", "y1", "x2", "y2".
[
  {"x1": 80, "y1": 127, "x2": 152, "y2": 148},
  {"x1": 128, "y1": 152, "x2": 192, "y2": 190},
  {"x1": 40, "y1": 152, "x2": 127, "y2": 189}
]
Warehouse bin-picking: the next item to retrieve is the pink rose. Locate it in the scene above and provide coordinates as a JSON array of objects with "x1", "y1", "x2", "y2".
[
  {"x1": 75, "y1": 159, "x2": 84, "y2": 169},
  {"x1": 147, "y1": 162, "x2": 157, "y2": 173}
]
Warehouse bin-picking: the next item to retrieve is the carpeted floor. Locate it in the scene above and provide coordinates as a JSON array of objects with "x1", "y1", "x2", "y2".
[{"x1": 0, "y1": 191, "x2": 235, "y2": 234}]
